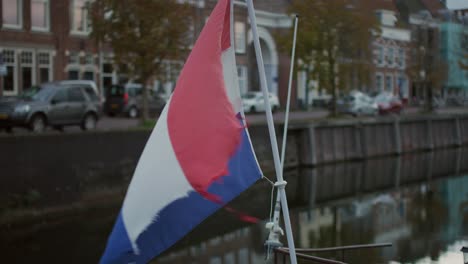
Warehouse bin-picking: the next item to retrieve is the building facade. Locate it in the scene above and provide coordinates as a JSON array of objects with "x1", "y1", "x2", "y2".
[
  {"x1": 0, "y1": 0, "x2": 105, "y2": 97},
  {"x1": 0, "y1": 0, "x2": 294, "y2": 106},
  {"x1": 439, "y1": 14, "x2": 468, "y2": 98},
  {"x1": 372, "y1": 9, "x2": 412, "y2": 99}
]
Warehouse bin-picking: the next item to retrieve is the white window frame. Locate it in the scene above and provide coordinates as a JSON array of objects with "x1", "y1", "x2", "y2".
[
  {"x1": 385, "y1": 73, "x2": 393, "y2": 92},
  {"x1": 100, "y1": 54, "x2": 116, "y2": 94},
  {"x1": 82, "y1": 65, "x2": 96, "y2": 81},
  {"x1": 2, "y1": 0, "x2": 23, "y2": 29},
  {"x1": 376, "y1": 45, "x2": 384, "y2": 66},
  {"x1": 237, "y1": 65, "x2": 248, "y2": 95},
  {"x1": 386, "y1": 47, "x2": 394, "y2": 67},
  {"x1": 375, "y1": 72, "x2": 383, "y2": 92},
  {"x1": 1, "y1": 49, "x2": 19, "y2": 96},
  {"x1": 37, "y1": 50, "x2": 53, "y2": 83},
  {"x1": 70, "y1": 0, "x2": 92, "y2": 35},
  {"x1": 19, "y1": 49, "x2": 36, "y2": 89},
  {"x1": 65, "y1": 51, "x2": 81, "y2": 80},
  {"x1": 235, "y1": 22, "x2": 246, "y2": 54},
  {"x1": 397, "y1": 48, "x2": 405, "y2": 69},
  {"x1": 396, "y1": 74, "x2": 408, "y2": 98},
  {"x1": 31, "y1": 0, "x2": 50, "y2": 32}
]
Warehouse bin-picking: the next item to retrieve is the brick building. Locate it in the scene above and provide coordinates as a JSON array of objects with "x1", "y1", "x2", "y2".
[
  {"x1": 0, "y1": 0, "x2": 104, "y2": 97},
  {"x1": 358, "y1": 0, "x2": 412, "y2": 99},
  {"x1": 1, "y1": 0, "x2": 294, "y2": 106}
]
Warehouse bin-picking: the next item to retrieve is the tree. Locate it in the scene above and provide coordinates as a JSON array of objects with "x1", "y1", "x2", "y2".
[
  {"x1": 89, "y1": 0, "x2": 193, "y2": 122},
  {"x1": 278, "y1": 0, "x2": 378, "y2": 115}
]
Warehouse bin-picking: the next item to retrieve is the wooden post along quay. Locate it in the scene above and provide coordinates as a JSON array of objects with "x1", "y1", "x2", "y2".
[{"x1": 289, "y1": 114, "x2": 468, "y2": 167}]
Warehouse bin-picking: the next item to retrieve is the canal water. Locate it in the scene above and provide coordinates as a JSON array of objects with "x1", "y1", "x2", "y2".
[{"x1": 1, "y1": 148, "x2": 467, "y2": 263}]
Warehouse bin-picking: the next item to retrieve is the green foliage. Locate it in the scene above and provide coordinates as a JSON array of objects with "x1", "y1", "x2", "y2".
[
  {"x1": 89, "y1": 0, "x2": 193, "y2": 121},
  {"x1": 277, "y1": 0, "x2": 378, "y2": 114}
]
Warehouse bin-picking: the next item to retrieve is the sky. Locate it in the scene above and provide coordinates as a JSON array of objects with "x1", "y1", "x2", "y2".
[{"x1": 446, "y1": 0, "x2": 468, "y2": 9}]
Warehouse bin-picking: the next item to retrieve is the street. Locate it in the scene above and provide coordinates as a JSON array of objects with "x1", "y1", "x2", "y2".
[{"x1": 1, "y1": 106, "x2": 468, "y2": 135}]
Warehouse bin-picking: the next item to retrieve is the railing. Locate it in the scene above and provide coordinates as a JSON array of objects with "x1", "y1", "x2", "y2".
[{"x1": 274, "y1": 243, "x2": 392, "y2": 264}]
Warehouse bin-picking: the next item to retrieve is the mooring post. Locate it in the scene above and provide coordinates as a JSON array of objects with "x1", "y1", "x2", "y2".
[
  {"x1": 426, "y1": 119, "x2": 434, "y2": 150},
  {"x1": 308, "y1": 125, "x2": 317, "y2": 166}
]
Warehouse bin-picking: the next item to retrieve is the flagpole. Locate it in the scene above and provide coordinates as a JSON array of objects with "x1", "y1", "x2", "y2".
[
  {"x1": 265, "y1": 14, "x2": 298, "y2": 261},
  {"x1": 245, "y1": 1, "x2": 297, "y2": 263},
  {"x1": 281, "y1": 14, "x2": 298, "y2": 184}
]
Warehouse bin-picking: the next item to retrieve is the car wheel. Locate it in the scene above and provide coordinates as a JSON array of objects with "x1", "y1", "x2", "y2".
[
  {"x1": 250, "y1": 106, "x2": 256, "y2": 113},
  {"x1": 128, "y1": 107, "x2": 138, "y2": 119},
  {"x1": 5, "y1": 127, "x2": 13, "y2": 134},
  {"x1": 29, "y1": 114, "x2": 46, "y2": 133},
  {"x1": 81, "y1": 114, "x2": 97, "y2": 131},
  {"x1": 272, "y1": 105, "x2": 278, "y2": 113}
]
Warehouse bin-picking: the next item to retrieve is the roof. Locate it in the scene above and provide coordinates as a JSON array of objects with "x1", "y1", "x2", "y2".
[
  {"x1": 354, "y1": 0, "x2": 399, "y2": 12},
  {"x1": 419, "y1": 0, "x2": 446, "y2": 15},
  {"x1": 395, "y1": 0, "x2": 447, "y2": 23}
]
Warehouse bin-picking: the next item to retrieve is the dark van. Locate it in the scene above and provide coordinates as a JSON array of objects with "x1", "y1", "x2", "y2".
[{"x1": 104, "y1": 83, "x2": 166, "y2": 118}]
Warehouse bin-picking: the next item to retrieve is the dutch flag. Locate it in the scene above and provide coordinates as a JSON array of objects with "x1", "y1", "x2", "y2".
[{"x1": 100, "y1": 0, "x2": 263, "y2": 263}]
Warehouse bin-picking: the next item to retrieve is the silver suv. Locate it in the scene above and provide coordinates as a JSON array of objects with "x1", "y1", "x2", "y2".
[{"x1": 0, "y1": 82, "x2": 101, "y2": 133}]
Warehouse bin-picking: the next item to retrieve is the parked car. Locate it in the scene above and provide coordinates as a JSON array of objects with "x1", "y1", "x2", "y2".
[
  {"x1": 0, "y1": 82, "x2": 101, "y2": 133},
  {"x1": 336, "y1": 91, "x2": 378, "y2": 116},
  {"x1": 104, "y1": 83, "x2": 166, "y2": 118},
  {"x1": 374, "y1": 92, "x2": 403, "y2": 115},
  {"x1": 242, "y1": 92, "x2": 280, "y2": 113},
  {"x1": 59, "y1": 80, "x2": 104, "y2": 104}
]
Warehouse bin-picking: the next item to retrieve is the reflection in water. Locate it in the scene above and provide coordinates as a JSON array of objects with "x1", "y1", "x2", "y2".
[{"x1": 1, "y1": 148, "x2": 468, "y2": 263}]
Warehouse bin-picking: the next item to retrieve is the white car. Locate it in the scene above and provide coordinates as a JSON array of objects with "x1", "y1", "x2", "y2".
[
  {"x1": 242, "y1": 92, "x2": 280, "y2": 113},
  {"x1": 337, "y1": 91, "x2": 378, "y2": 116}
]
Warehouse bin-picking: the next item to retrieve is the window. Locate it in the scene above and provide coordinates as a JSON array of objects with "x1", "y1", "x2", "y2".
[
  {"x1": 237, "y1": 65, "x2": 248, "y2": 95},
  {"x1": 83, "y1": 86, "x2": 99, "y2": 101},
  {"x1": 235, "y1": 22, "x2": 246, "y2": 53},
  {"x1": 128, "y1": 87, "x2": 142, "y2": 97},
  {"x1": 376, "y1": 46, "x2": 383, "y2": 65},
  {"x1": 396, "y1": 75, "x2": 408, "y2": 98},
  {"x1": 19, "y1": 51, "x2": 34, "y2": 92},
  {"x1": 68, "y1": 70, "x2": 79, "y2": 80},
  {"x1": 71, "y1": 0, "x2": 91, "y2": 34},
  {"x1": 84, "y1": 53, "x2": 94, "y2": 64},
  {"x1": 2, "y1": 0, "x2": 23, "y2": 29},
  {"x1": 83, "y1": 71, "x2": 94, "y2": 81},
  {"x1": 396, "y1": 48, "x2": 405, "y2": 68},
  {"x1": 68, "y1": 51, "x2": 80, "y2": 64},
  {"x1": 20, "y1": 51, "x2": 33, "y2": 64},
  {"x1": 387, "y1": 47, "x2": 394, "y2": 66},
  {"x1": 37, "y1": 52, "x2": 52, "y2": 83},
  {"x1": 101, "y1": 58, "x2": 115, "y2": 92},
  {"x1": 2, "y1": 50, "x2": 17, "y2": 94},
  {"x1": 31, "y1": 0, "x2": 49, "y2": 31},
  {"x1": 385, "y1": 74, "x2": 393, "y2": 92},
  {"x1": 68, "y1": 87, "x2": 85, "y2": 102},
  {"x1": 376, "y1": 73, "x2": 383, "y2": 92},
  {"x1": 52, "y1": 89, "x2": 67, "y2": 103}
]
